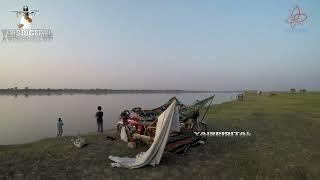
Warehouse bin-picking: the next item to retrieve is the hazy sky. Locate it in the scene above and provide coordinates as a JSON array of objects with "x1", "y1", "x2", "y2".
[{"x1": 0, "y1": 0, "x2": 319, "y2": 91}]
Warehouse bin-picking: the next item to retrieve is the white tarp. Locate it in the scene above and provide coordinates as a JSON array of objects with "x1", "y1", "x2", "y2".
[
  {"x1": 120, "y1": 126, "x2": 128, "y2": 143},
  {"x1": 108, "y1": 100, "x2": 179, "y2": 169}
]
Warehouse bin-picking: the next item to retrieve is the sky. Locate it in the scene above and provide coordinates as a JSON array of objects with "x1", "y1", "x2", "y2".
[{"x1": 0, "y1": 0, "x2": 319, "y2": 91}]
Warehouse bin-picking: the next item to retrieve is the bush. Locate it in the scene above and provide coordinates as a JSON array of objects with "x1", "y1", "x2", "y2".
[{"x1": 299, "y1": 89, "x2": 307, "y2": 93}]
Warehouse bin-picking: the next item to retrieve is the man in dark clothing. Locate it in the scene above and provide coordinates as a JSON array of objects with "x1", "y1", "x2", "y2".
[{"x1": 95, "y1": 106, "x2": 103, "y2": 133}]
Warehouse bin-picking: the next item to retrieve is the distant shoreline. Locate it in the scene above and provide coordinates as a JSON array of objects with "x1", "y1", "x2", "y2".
[{"x1": 0, "y1": 88, "x2": 240, "y2": 96}]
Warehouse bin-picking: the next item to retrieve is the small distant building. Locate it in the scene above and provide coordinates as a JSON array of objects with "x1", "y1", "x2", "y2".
[{"x1": 299, "y1": 89, "x2": 307, "y2": 93}]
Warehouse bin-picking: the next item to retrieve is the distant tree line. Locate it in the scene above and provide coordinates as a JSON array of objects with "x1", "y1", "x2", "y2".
[
  {"x1": 290, "y1": 88, "x2": 307, "y2": 93},
  {"x1": 0, "y1": 87, "x2": 215, "y2": 96}
]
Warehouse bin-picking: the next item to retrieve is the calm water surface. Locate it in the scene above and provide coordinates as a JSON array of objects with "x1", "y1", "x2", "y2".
[{"x1": 0, "y1": 93, "x2": 237, "y2": 145}]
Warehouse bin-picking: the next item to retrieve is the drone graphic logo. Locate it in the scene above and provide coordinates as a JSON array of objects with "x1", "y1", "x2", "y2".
[
  {"x1": 1, "y1": 4, "x2": 53, "y2": 43},
  {"x1": 285, "y1": 5, "x2": 308, "y2": 29},
  {"x1": 11, "y1": 5, "x2": 39, "y2": 30}
]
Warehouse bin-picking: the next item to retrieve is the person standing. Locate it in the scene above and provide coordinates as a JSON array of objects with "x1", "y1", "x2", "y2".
[
  {"x1": 95, "y1": 106, "x2": 104, "y2": 133},
  {"x1": 57, "y1": 118, "x2": 64, "y2": 137}
]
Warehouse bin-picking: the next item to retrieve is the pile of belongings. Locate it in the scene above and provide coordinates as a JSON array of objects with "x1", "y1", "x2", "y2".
[
  {"x1": 165, "y1": 131, "x2": 206, "y2": 154},
  {"x1": 109, "y1": 99, "x2": 207, "y2": 169},
  {"x1": 116, "y1": 95, "x2": 214, "y2": 135},
  {"x1": 179, "y1": 95, "x2": 215, "y2": 122},
  {"x1": 109, "y1": 100, "x2": 180, "y2": 168},
  {"x1": 131, "y1": 97, "x2": 177, "y2": 121},
  {"x1": 71, "y1": 136, "x2": 87, "y2": 148}
]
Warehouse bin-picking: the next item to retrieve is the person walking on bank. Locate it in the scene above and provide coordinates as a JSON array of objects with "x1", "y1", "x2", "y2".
[
  {"x1": 57, "y1": 118, "x2": 64, "y2": 137},
  {"x1": 95, "y1": 106, "x2": 104, "y2": 133}
]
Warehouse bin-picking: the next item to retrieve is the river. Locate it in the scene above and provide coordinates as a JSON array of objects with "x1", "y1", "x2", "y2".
[{"x1": 0, "y1": 92, "x2": 238, "y2": 145}]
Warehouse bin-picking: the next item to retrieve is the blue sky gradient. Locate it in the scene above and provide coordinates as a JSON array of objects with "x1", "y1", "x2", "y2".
[{"x1": 0, "y1": 0, "x2": 319, "y2": 90}]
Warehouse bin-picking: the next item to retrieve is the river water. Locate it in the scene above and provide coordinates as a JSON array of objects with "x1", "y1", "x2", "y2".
[{"x1": 0, "y1": 92, "x2": 237, "y2": 145}]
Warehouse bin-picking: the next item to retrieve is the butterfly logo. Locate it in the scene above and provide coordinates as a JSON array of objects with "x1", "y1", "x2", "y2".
[{"x1": 285, "y1": 6, "x2": 308, "y2": 29}]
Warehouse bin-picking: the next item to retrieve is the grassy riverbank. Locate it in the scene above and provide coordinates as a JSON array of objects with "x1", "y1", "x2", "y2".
[{"x1": 1, "y1": 93, "x2": 320, "y2": 179}]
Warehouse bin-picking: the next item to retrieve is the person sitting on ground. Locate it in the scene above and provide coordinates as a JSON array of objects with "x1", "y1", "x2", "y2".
[
  {"x1": 57, "y1": 118, "x2": 64, "y2": 137},
  {"x1": 95, "y1": 106, "x2": 104, "y2": 133}
]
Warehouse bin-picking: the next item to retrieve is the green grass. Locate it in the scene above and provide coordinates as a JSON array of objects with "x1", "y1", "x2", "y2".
[
  {"x1": 1, "y1": 93, "x2": 320, "y2": 179},
  {"x1": 204, "y1": 93, "x2": 320, "y2": 179}
]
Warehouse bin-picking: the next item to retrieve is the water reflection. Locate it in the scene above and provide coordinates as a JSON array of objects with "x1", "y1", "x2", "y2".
[{"x1": 0, "y1": 93, "x2": 237, "y2": 145}]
